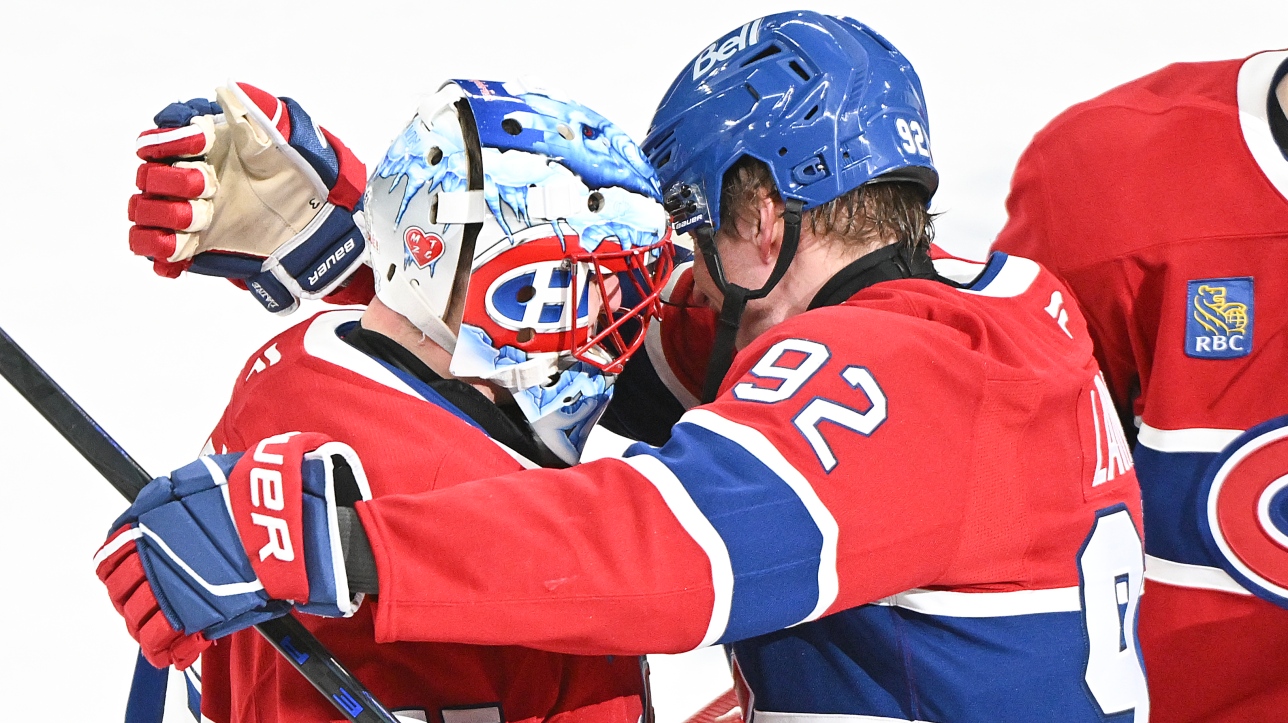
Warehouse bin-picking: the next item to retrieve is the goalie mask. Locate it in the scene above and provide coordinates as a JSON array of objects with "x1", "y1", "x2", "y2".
[{"x1": 360, "y1": 80, "x2": 674, "y2": 464}]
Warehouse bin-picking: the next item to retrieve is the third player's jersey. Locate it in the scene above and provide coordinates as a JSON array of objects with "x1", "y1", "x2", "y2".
[
  {"x1": 993, "y1": 50, "x2": 1288, "y2": 722},
  {"x1": 358, "y1": 252, "x2": 1148, "y2": 722},
  {"x1": 199, "y1": 310, "x2": 646, "y2": 723}
]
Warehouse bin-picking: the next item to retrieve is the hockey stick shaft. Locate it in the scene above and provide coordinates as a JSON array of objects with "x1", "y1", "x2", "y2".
[{"x1": 0, "y1": 325, "x2": 400, "y2": 723}]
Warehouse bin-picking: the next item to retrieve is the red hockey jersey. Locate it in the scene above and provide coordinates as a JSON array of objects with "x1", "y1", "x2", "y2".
[
  {"x1": 199, "y1": 309, "x2": 646, "y2": 723},
  {"x1": 993, "y1": 50, "x2": 1288, "y2": 722},
  {"x1": 356, "y1": 252, "x2": 1148, "y2": 722}
]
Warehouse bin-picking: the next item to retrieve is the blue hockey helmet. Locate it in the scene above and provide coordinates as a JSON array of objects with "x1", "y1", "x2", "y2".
[
  {"x1": 642, "y1": 11, "x2": 938, "y2": 236},
  {"x1": 642, "y1": 12, "x2": 938, "y2": 403}
]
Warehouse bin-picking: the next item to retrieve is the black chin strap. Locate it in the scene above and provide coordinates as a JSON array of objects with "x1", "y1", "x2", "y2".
[
  {"x1": 699, "y1": 220, "x2": 939, "y2": 403},
  {"x1": 698, "y1": 199, "x2": 803, "y2": 403}
]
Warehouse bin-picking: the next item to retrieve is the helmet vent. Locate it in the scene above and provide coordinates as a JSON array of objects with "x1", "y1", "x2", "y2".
[
  {"x1": 803, "y1": 105, "x2": 819, "y2": 121},
  {"x1": 386, "y1": 264, "x2": 396, "y2": 281},
  {"x1": 788, "y1": 60, "x2": 811, "y2": 82},
  {"x1": 745, "y1": 83, "x2": 760, "y2": 102},
  {"x1": 428, "y1": 146, "x2": 443, "y2": 165},
  {"x1": 501, "y1": 118, "x2": 522, "y2": 135},
  {"x1": 741, "y1": 43, "x2": 782, "y2": 67},
  {"x1": 587, "y1": 192, "x2": 604, "y2": 212},
  {"x1": 654, "y1": 149, "x2": 673, "y2": 169}
]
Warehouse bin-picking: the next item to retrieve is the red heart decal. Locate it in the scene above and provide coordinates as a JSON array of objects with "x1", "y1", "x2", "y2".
[{"x1": 404, "y1": 227, "x2": 445, "y2": 269}]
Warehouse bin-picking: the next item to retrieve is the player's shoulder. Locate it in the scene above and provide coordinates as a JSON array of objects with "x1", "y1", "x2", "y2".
[
  {"x1": 1035, "y1": 57, "x2": 1243, "y2": 147},
  {"x1": 229, "y1": 309, "x2": 365, "y2": 396},
  {"x1": 761, "y1": 250, "x2": 1093, "y2": 377}
]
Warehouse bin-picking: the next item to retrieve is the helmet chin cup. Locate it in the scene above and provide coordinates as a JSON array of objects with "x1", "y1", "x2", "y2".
[{"x1": 364, "y1": 79, "x2": 675, "y2": 462}]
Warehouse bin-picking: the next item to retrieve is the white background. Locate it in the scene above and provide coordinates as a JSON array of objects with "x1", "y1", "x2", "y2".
[{"x1": 0, "y1": 2, "x2": 1284, "y2": 720}]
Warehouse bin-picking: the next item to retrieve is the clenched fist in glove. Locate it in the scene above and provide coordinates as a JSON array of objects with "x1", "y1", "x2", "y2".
[
  {"x1": 128, "y1": 82, "x2": 373, "y2": 314},
  {"x1": 94, "y1": 432, "x2": 372, "y2": 669}
]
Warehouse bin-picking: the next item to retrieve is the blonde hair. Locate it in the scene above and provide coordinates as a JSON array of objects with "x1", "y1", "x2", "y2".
[{"x1": 719, "y1": 156, "x2": 935, "y2": 252}]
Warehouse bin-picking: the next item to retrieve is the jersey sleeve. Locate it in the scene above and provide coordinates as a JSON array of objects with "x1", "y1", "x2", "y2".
[
  {"x1": 358, "y1": 309, "x2": 976, "y2": 656},
  {"x1": 992, "y1": 132, "x2": 1141, "y2": 418}
]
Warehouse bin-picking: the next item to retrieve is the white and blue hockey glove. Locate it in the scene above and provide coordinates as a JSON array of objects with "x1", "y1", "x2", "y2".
[
  {"x1": 94, "y1": 432, "x2": 370, "y2": 669},
  {"x1": 127, "y1": 82, "x2": 372, "y2": 314}
]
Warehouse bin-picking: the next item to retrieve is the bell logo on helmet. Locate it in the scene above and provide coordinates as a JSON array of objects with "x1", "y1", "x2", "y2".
[
  {"x1": 693, "y1": 18, "x2": 764, "y2": 81},
  {"x1": 404, "y1": 227, "x2": 446, "y2": 273}
]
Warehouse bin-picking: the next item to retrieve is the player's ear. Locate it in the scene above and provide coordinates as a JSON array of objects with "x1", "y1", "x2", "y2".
[{"x1": 755, "y1": 192, "x2": 786, "y2": 264}]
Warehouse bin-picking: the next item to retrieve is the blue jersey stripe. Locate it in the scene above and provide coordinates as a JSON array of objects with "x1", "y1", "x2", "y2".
[
  {"x1": 1133, "y1": 445, "x2": 1217, "y2": 566},
  {"x1": 734, "y1": 605, "x2": 1141, "y2": 722},
  {"x1": 627, "y1": 420, "x2": 825, "y2": 644}
]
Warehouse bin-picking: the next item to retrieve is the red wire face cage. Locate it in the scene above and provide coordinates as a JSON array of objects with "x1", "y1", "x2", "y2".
[{"x1": 461, "y1": 226, "x2": 675, "y2": 375}]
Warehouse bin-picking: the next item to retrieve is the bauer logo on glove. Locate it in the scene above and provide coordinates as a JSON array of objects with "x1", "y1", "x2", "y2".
[
  {"x1": 93, "y1": 433, "x2": 371, "y2": 669},
  {"x1": 127, "y1": 82, "x2": 371, "y2": 314}
]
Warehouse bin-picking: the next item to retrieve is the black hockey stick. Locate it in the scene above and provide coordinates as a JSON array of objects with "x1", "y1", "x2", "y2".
[{"x1": 0, "y1": 325, "x2": 400, "y2": 723}]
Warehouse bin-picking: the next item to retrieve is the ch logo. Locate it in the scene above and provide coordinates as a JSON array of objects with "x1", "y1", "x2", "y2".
[{"x1": 484, "y1": 261, "x2": 592, "y2": 333}]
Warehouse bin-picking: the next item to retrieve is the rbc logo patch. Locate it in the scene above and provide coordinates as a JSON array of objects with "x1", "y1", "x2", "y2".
[{"x1": 1186, "y1": 277, "x2": 1253, "y2": 359}]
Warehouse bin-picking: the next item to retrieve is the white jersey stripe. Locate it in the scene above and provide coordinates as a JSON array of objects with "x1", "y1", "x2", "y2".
[
  {"x1": 1238, "y1": 50, "x2": 1288, "y2": 203},
  {"x1": 1137, "y1": 423, "x2": 1242, "y2": 453},
  {"x1": 871, "y1": 586, "x2": 1082, "y2": 617},
  {"x1": 1144, "y1": 555, "x2": 1251, "y2": 595},
  {"x1": 620, "y1": 454, "x2": 734, "y2": 648},
  {"x1": 958, "y1": 255, "x2": 1040, "y2": 298},
  {"x1": 682, "y1": 409, "x2": 840, "y2": 624}
]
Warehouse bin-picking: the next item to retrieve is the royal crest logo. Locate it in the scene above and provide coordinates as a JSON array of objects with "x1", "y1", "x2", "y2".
[{"x1": 1186, "y1": 277, "x2": 1254, "y2": 359}]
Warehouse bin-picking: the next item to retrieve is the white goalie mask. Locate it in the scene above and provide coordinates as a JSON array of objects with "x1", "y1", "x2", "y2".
[{"x1": 358, "y1": 80, "x2": 675, "y2": 464}]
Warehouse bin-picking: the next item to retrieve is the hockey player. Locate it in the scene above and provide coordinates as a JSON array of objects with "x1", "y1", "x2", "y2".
[
  {"x1": 102, "y1": 78, "x2": 675, "y2": 722},
  {"x1": 992, "y1": 49, "x2": 1288, "y2": 721},
  {"x1": 98, "y1": 12, "x2": 1150, "y2": 722}
]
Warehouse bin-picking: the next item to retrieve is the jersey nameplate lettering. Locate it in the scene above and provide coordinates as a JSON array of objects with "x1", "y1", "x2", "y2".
[{"x1": 1186, "y1": 277, "x2": 1254, "y2": 359}]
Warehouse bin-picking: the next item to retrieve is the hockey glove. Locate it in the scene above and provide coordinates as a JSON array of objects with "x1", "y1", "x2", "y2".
[
  {"x1": 94, "y1": 432, "x2": 371, "y2": 669},
  {"x1": 128, "y1": 82, "x2": 373, "y2": 314}
]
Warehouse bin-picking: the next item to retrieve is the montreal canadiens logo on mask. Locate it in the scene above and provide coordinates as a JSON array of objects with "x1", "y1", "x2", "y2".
[
  {"x1": 404, "y1": 227, "x2": 445, "y2": 271},
  {"x1": 465, "y1": 234, "x2": 609, "y2": 353},
  {"x1": 485, "y1": 260, "x2": 592, "y2": 333},
  {"x1": 1198, "y1": 414, "x2": 1288, "y2": 607}
]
